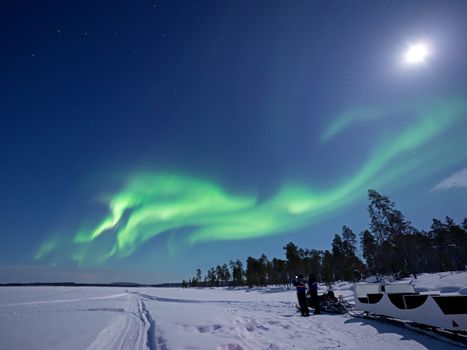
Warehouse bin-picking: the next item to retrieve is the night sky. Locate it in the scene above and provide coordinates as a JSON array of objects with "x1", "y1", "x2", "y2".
[{"x1": 2, "y1": 1, "x2": 467, "y2": 283}]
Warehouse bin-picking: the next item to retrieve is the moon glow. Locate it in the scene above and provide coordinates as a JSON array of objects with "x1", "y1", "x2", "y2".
[{"x1": 404, "y1": 43, "x2": 430, "y2": 64}]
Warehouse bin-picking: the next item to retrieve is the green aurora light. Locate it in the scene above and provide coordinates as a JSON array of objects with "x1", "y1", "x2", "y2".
[{"x1": 35, "y1": 97, "x2": 467, "y2": 266}]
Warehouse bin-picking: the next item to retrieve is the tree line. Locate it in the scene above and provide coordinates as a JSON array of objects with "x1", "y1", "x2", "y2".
[{"x1": 183, "y1": 189, "x2": 467, "y2": 287}]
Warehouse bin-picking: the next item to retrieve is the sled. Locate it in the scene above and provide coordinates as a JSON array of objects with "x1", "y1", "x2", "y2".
[{"x1": 354, "y1": 283, "x2": 467, "y2": 332}]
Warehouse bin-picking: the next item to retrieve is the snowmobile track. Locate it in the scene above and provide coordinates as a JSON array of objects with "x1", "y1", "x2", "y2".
[{"x1": 88, "y1": 293, "x2": 154, "y2": 350}]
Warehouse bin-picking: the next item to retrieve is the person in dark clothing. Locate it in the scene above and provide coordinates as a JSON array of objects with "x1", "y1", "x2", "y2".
[
  {"x1": 308, "y1": 273, "x2": 320, "y2": 314},
  {"x1": 292, "y1": 274, "x2": 309, "y2": 316}
]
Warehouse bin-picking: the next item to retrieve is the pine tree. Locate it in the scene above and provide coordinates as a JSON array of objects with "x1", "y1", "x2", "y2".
[
  {"x1": 215, "y1": 265, "x2": 224, "y2": 286},
  {"x1": 258, "y1": 254, "x2": 269, "y2": 285},
  {"x1": 321, "y1": 250, "x2": 334, "y2": 282},
  {"x1": 360, "y1": 230, "x2": 378, "y2": 274},
  {"x1": 444, "y1": 216, "x2": 467, "y2": 269},
  {"x1": 284, "y1": 242, "x2": 303, "y2": 279},
  {"x1": 246, "y1": 256, "x2": 260, "y2": 287},
  {"x1": 230, "y1": 259, "x2": 244, "y2": 287},
  {"x1": 221, "y1": 263, "x2": 231, "y2": 286},
  {"x1": 304, "y1": 249, "x2": 322, "y2": 281},
  {"x1": 367, "y1": 189, "x2": 415, "y2": 277},
  {"x1": 462, "y1": 218, "x2": 467, "y2": 232},
  {"x1": 331, "y1": 234, "x2": 345, "y2": 280},
  {"x1": 368, "y1": 189, "x2": 413, "y2": 241},
  {"x1": 207, "y1": 267, "x2": 217, "y2": 287},
  {"x1": 191, "y1": 268, "x2": 202, "y2": 287},
  {"x1": 270, "y1": 258, "x2": 288, "y2": 285},
  {"x1": 340, "y1": 226, "x2": 365, "y2": 280},
  {"x1": 342, "y1": 225, "x2": 357, "y2": 258}
]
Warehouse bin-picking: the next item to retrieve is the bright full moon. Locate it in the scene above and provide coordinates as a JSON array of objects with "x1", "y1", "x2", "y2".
[{"x1": 404, "y1": 43, "x2": 429, "y2": 64}]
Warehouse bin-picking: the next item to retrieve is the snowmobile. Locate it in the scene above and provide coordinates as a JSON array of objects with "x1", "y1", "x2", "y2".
[{"x1": 298, "y1": 290, "x2": 348, "y2": 314}]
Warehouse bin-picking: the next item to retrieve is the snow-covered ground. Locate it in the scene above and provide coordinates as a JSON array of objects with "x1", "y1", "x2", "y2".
[{"x1": 0, "y1": 271, "x2": 465, "y2": 349}]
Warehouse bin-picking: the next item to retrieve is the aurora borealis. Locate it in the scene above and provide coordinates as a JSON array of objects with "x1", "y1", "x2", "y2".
[
  {"x1": 2, "y1": 1, "x2": 467, "y2": 283},
  {"x1": 35, "y1": 97, "x2": 467, "y2": 268}
]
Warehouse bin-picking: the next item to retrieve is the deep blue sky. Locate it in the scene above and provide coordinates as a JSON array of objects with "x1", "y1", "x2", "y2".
[{"x1": 1, "y1": 1, "x2": 467, "y2": 283}]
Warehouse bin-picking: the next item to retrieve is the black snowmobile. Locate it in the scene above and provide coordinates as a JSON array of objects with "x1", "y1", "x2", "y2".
[{"x1": 295, "y1": 290, "x2": 348, "y2": 314}]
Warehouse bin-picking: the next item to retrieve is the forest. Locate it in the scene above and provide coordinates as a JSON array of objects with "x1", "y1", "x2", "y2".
[{"x1": 183, "y1": 189, "x2": 467, "y2": 287}]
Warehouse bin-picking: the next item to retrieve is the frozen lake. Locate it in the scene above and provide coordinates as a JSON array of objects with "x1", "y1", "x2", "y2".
[{"x1": 1, "y1": 272, "x2": 465, "y2": 349}]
